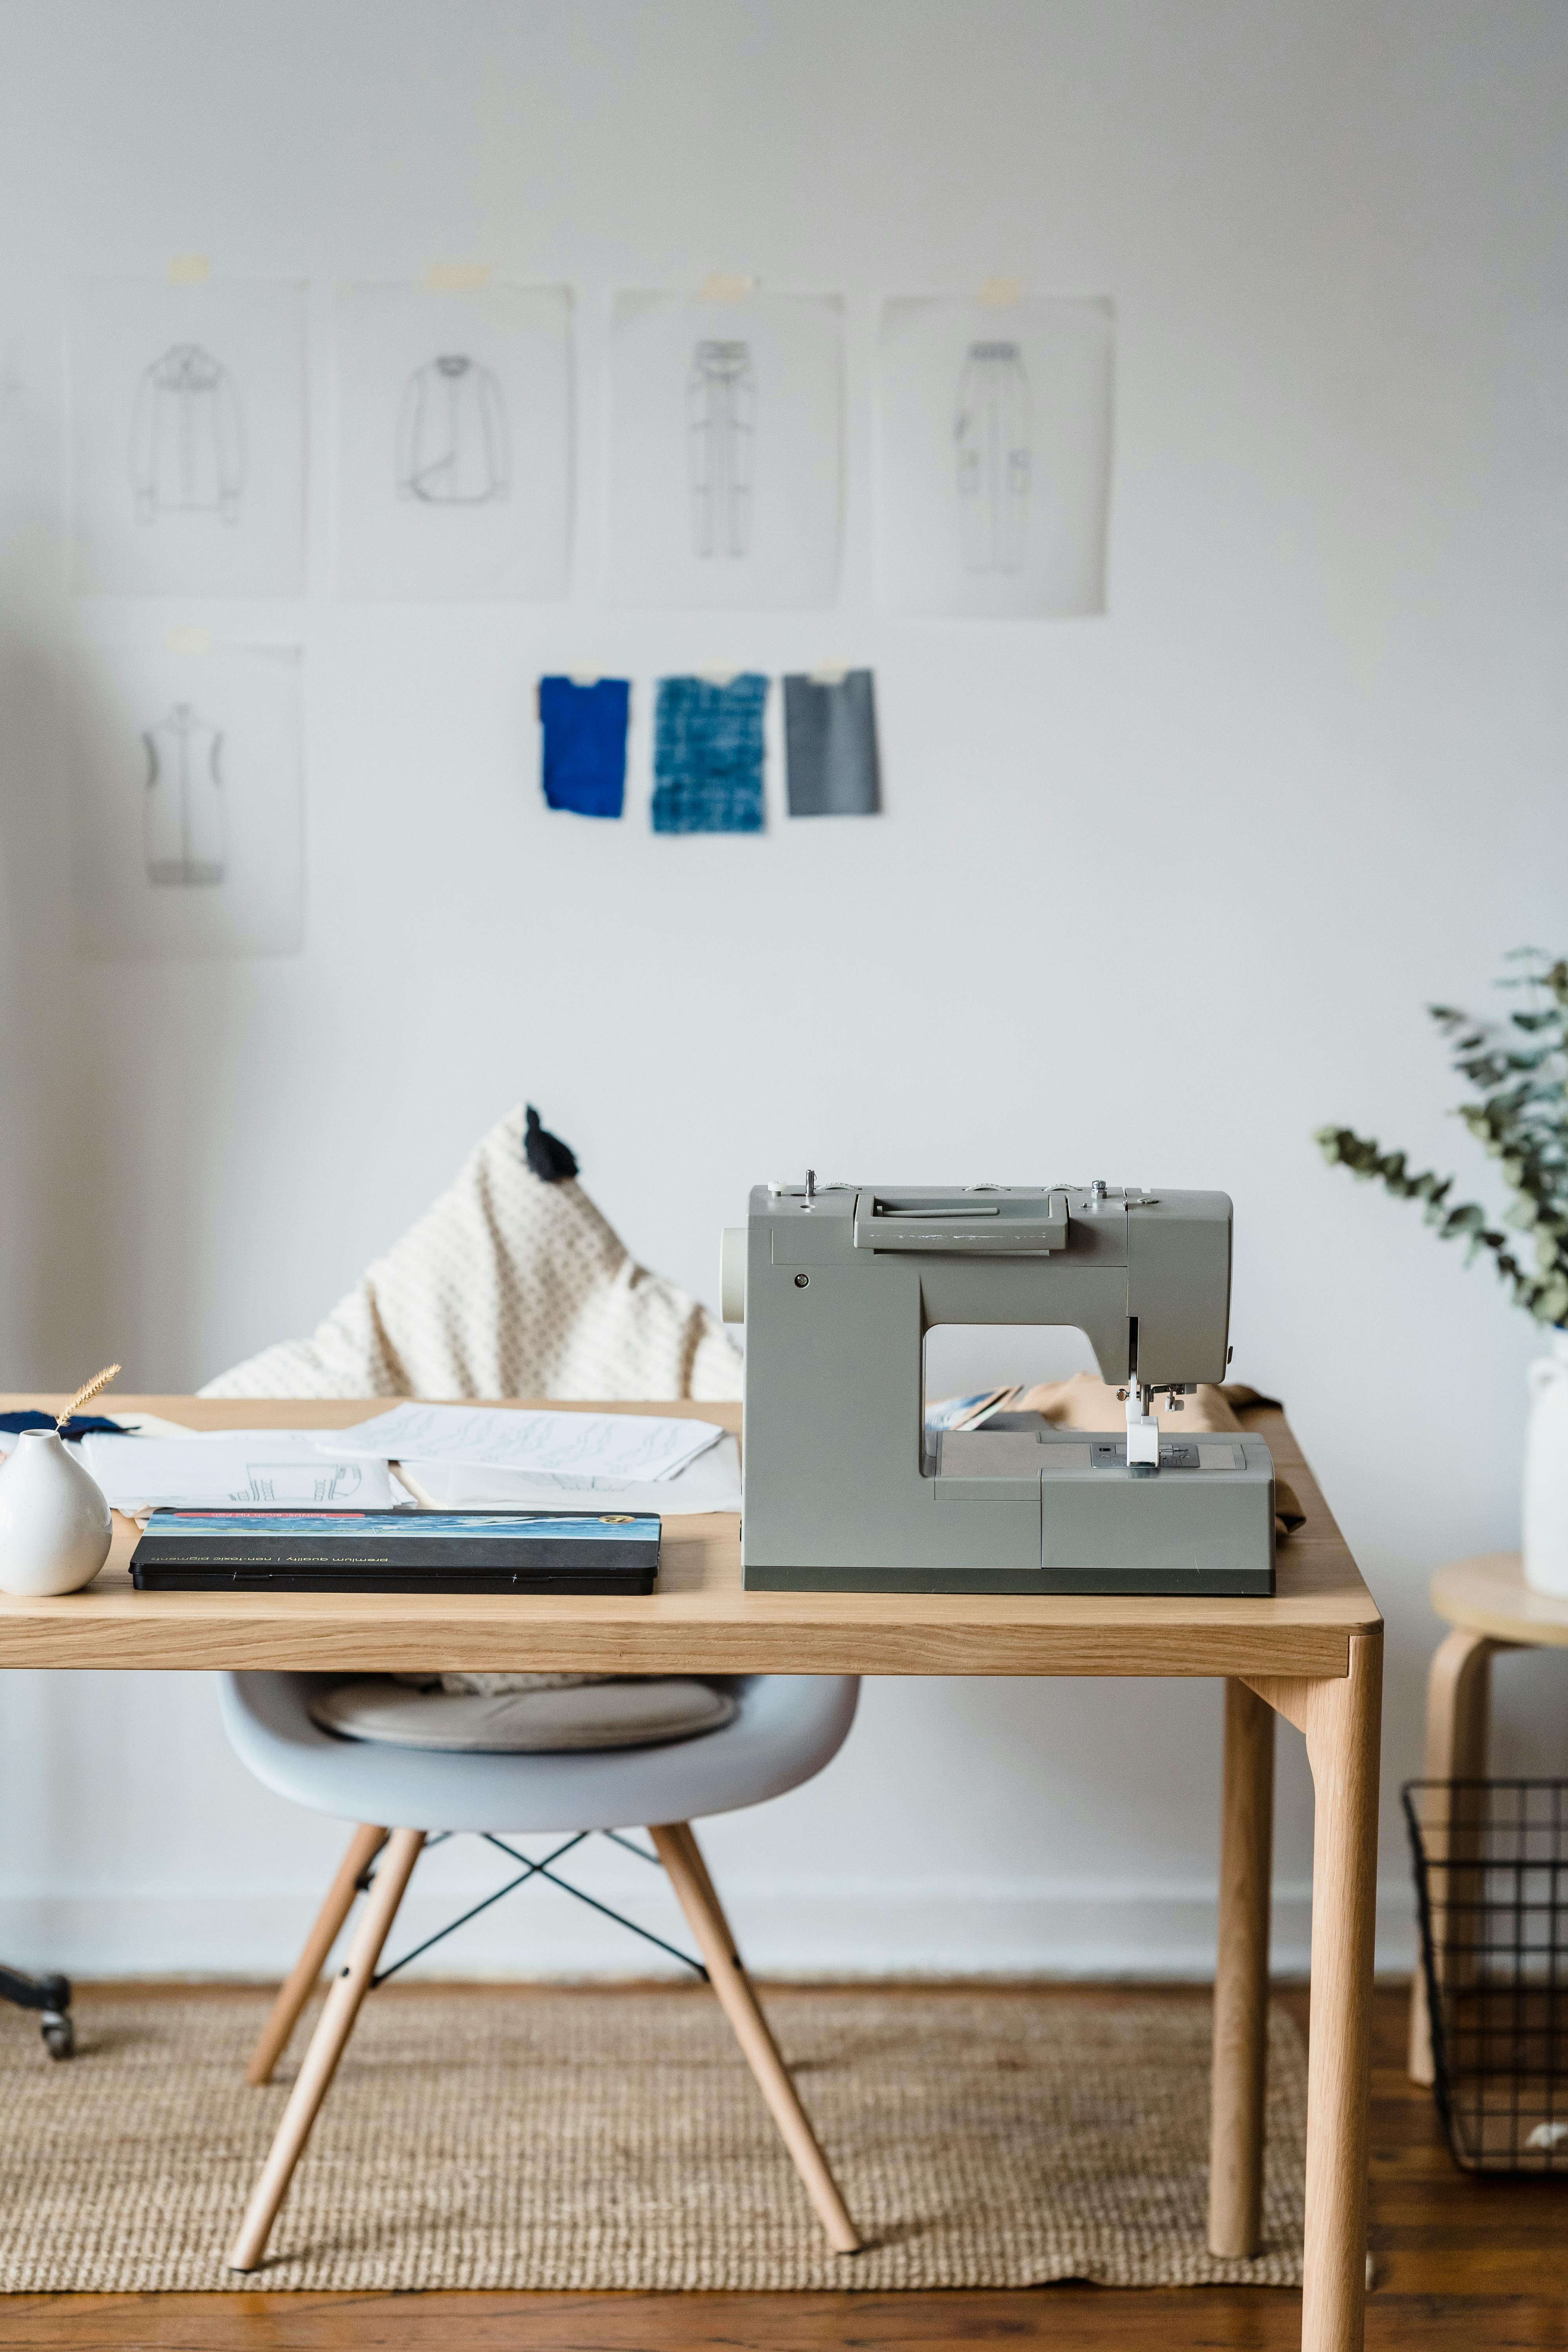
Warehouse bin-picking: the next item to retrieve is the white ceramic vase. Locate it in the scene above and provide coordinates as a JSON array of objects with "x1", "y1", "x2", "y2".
[
  {"x1": 1523, "y1": 1329, "x2": 1568, "y2": 1596},
  {"x1": 0, "y1": 1429, "x2": 113, "y2": 1597}
]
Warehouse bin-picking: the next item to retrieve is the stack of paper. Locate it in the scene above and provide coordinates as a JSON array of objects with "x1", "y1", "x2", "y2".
[
  {"x1": 78, "y1": 1435, "x2": 400, "y2": 1515},
  {"x1": 327, "y1": 1404, "x2": 741, "y2": 1515}
]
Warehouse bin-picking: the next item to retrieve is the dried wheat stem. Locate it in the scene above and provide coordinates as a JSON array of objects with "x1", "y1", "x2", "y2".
[{"x1": 56, "y1": 1363, "x2": 121, "y2": 1429}]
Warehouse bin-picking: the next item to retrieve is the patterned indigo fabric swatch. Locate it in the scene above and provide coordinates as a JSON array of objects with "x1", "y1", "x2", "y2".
[
  {"x1": 651, "y1": 673, "x2": 768, "y2": 834},
  {"x1": 538, "y1": 677, "x2": 630, "y2": 819},
  {"x1": 783, "y1": 670, "x2": 881, "y2": 817}
]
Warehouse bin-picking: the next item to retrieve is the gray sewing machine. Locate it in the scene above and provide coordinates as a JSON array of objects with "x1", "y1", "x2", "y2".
[{"x1": 721, "y1": 1180, "x2": 1275, "y2": 1596}]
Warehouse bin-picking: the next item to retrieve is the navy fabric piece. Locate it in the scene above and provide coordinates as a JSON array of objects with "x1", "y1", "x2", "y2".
[
  {"x1": 538, "y1": 677, "x2": 630, "y2": 819},
  {"x1": 0, "y1": 1410, "x2": 122, "y2": 1443},
  {"x1": 651, "y1": 674, "x2": 768, "y2": 834},
  {"x1": 783, "y1": 670, "x2": 881, "y2": 817}
]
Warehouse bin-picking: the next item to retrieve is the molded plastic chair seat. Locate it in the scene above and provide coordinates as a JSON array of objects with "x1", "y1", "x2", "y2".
[{"x1": 219, "y1": 1671, "x2": 858, "y2": 1833}]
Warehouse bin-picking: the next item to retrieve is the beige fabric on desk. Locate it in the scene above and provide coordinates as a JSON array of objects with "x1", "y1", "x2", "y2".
[
  {"x1": 200, "y1": 1103, "x2": 742, "y2": 1405},
  {"x1": 1011, "y1": 1375, "x2": 1304, "y2": 1540}
]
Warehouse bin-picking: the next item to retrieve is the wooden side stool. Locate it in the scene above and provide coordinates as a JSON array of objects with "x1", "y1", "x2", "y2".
[{"x1": 1407, "y1": 1552, "x2": 1568, "y2": 2082}]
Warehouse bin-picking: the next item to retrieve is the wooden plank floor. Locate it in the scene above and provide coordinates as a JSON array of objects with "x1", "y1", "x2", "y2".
[{"x1": 4, "y1": 1984, "x2": 1566, "y2": 2350}]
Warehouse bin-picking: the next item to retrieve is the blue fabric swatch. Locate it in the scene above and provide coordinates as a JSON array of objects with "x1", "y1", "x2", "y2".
[
  {"x1": 651, "y1": 674, "x2": 768, "y2": 834},
  {"x1": 538, "y1": 677, "x2": 630, "y2": 819},
  {"x1": 0, "y1": 1410, "x2": 122, "y2": 1443}
]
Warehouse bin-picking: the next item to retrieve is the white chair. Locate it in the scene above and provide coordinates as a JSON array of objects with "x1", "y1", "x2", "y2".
[{"x1": 219, "y1": 1670, "x2": 862, "y2": 2272}]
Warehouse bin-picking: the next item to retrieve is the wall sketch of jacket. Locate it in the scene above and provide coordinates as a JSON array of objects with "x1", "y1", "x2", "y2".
[
  {"x1": 687, "y1": 340, "x2": 754, "y2": 558},
  {"x1": 396, "y1": 355, "x2": 510, "y2": 504},
  {"x1": 130, "y1": 344, "x2": 245, "y2": 525},
  {"x1": 955, "y1": 341, "x2": 1030, "y2": 574},
  {"x1": 143, "y1": 702, "x2": 225, "y2": 886}
]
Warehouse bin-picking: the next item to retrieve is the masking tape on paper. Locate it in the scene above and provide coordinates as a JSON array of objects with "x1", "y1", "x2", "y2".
[
  {"x1": 165, "y1": 627, "x2": 214, "y2": 655},
  {"x1": 701, "y1": 274, "x2": 755, "y2": 302},
  {"x1": 424, "y1": 263, "x2": 494, "y2": 292},
  {"x1": 167, "y1": 256, "x2": 210, "y2": 284},
  {"x1": 977, "y1": 276, "x2": 1024, "y2": 307}
]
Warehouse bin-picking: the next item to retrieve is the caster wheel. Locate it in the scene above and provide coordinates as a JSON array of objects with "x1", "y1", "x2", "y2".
[{"x1": 41, "y1": 2013, "x2": 74, "y2": 2061}]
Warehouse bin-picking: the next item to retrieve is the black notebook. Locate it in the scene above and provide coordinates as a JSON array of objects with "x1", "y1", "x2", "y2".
[{"x1": 130, "y1": 1508, "x2": 661, "y2": 1593}]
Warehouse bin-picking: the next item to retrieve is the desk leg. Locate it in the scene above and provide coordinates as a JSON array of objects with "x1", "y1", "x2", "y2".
[
  {"x1": 1407, "y1": 1630, "x2": 1506, "y2": 2085},
  {"x1": 1209, "y1": 1677, "x2": 1275, "y2": 2257},
  {"x1": 1248, "y1": 1630, "x2": 1381, "y2": 2352}
]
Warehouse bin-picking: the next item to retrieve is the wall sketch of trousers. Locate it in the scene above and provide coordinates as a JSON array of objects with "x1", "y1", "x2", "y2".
[
  {"x1": 396, "y1": 356, "x2": 510, "y2": 504},
  {"x1": 955, "y1": 340, "x2": 1030, "y2": 574},
  {"x1": 143, "y1": 703, "x2": 225, "y2": 887},
  {"x1": 687, "y1": 340, "x2": 754, "y2": 558},
  {"x1": 130, "y1": 344, "x2": 245, "y2": 525}
]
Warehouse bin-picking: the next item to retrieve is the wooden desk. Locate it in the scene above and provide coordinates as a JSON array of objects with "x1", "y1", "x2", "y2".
[{"x1": 0, "y1": 1394, "x2": 1381, "y2": 2352}]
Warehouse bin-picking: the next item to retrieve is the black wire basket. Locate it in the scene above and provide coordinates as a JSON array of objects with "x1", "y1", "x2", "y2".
[{"x1": 1404, "y1": 1779, "x2": 1568, "y2": 2174}]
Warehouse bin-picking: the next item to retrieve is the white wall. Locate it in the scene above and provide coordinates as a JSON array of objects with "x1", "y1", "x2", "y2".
[{"x1": 2, "y1": 0, "x2": 1568, "y2": 1980}]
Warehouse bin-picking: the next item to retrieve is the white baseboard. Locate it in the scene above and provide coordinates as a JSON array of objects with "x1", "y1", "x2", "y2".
[{"x1": 0, "y1": 1874, "x2": 1421, "y2": 1981}]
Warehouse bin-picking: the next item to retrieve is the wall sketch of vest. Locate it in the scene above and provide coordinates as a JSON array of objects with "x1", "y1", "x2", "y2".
[
  {"x1": 687, "y1": 340, "x2": 754, "y2": 558},
  {"x1": 143, "y1": 703, "x2": 225, "y2": 887},
  {"x1": 130, "y1": 345, "x2": 245, "y2": 526},
  {"x1": 395, "y1": 356, "x2": 510, "y2": 504},
  {"x1": 955, "y1": 341, "x2": 1031, "y2": 574}
]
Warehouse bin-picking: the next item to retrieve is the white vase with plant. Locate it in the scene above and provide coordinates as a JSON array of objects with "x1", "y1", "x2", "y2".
[
  {"x1": 1317, "y1": 950, "x2": 1568, "y2": 1594},
  {"x1": 0, "y1": 1367, "x2": 120, "y2": 1599}
]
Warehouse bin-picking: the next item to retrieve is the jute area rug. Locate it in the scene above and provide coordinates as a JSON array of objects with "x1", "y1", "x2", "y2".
[{"x1": 0, "y1": 1985, "x2": 1306, "y2": 2293}]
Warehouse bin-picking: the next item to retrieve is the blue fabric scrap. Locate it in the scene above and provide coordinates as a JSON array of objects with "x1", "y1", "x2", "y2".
[
  {"x1": 538, "y1": 677, "x2": 630, "y2": 819},
  {"x1": 651, "y1": 674, "x2": 768, "y2": 835},
  {"x1": 0, "y1": 1410, "x2": 123, "y2": 1443}
]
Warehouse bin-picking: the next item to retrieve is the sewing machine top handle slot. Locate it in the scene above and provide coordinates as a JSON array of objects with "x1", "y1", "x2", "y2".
[{"x1": 852, "y1": 1189, "x2": 1069, "y2": 1253}]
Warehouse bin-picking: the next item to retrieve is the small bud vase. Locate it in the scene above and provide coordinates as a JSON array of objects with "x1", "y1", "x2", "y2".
[
  {"x1": 1523, "y1": 1329, "x2": 1568, "y2": 1597},
  {"x1": 0, "y1": 1430, "x2": 113, "y2": 1597}
]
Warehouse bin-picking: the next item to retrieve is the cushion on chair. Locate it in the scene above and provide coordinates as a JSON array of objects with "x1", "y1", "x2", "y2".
[
  {"x1": 197, "y1": 1103, "x2": 742, "y2": 1403},
  {"x1": 307, "y1": 1675, "x2": 739, "y2": 1753}
]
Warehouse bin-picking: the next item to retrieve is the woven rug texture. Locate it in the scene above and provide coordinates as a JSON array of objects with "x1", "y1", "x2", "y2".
[{"x1": 0, "y1": 1987, "x2": 1307, "y2": 2292}]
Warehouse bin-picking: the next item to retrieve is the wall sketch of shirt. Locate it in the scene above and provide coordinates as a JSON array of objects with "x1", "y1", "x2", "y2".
[
  {"x1": 143, "y1": 702, "x2": 225, "y2": 886},
  {"x1": 955, "y1": 341, "x2": 1030, "y2": 574},
  {"x1": 129, "y1": 344, "x2": 245, "y2": 525},
  {"x1": 396, "y1": 356, "x2": 510, "y2": 504},
  {"x1": 687, "y1": 341, "x2": 754, "y2": 558}
]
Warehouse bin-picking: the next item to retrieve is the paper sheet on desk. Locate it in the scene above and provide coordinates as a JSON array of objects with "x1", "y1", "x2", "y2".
[
  {"x1": 78, "y1": 1435, "x2": 399, "y2": 1512},
  {"x1": 327, "y1": 1403, "x2": 725, "y2": 1484},
  {"x1": 400, "y1": 1434, "x2": 743, "y2": 1515}
]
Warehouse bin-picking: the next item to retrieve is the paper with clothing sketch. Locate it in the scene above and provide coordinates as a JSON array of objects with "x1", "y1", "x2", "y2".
[
  {"x1": 69, "y1": 642, "x2": 303, "y2": 961},
  {"x1": 876, "y1": 295, "x2": 1113, "y2": 617},
  {"x1": 335, "y1": 283, "x2": 572, "y2": 600},
  {"x1": 400, "y1": 1433, "x2": 743, "y2": 1515},
  {"x1": 67, "y1": 278, "x2": 306, "y2": 594},
  {"x1": 326, "y1": 1403, "x2": 726, "y2": 1483},
  {"x1": 609, "y1": 290, "x2": 842, "y2": 608},
  {"x1": 79, "y1": 1436, "x2": 398, "y2": 1513}
]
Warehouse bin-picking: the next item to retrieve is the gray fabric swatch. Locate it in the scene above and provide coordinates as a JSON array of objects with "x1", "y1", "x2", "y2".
[{"x1": 783, "y1": 669, "x2": 880, "y2": 817}]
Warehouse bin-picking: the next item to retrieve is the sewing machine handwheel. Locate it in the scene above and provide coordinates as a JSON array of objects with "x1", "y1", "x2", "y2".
[{"x1": 40, "y1": 2011, "x2": 74, "y2": 2060}]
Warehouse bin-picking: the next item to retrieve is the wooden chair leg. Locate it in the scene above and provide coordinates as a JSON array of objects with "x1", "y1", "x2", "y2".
[
  {"x1": 650, "y1": 1820, "x2": 862, "y2": 2255},
  {"x1": 228, "y1": 1826, "x2": 424, "y2": 2273},
  {"x1": 247, "y1": 1824, "x2": 389, "y2": 2087}
]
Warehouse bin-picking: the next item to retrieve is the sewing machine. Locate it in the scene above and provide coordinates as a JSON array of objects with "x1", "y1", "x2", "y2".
[{"x1": 721, "y1": 1180, "x2": 1275, "y2": 1595}]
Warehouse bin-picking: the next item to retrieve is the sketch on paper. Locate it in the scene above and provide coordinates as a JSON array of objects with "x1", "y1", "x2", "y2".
[
  {"x1": 956, "y1": 340, "x2": 1030, "y2": 574},
  {"x1": 68, "y1": 278, "x2": 306, "y2": 595},
  {"x1": 396, "y1": 355, "x2": 510, "y2": 505},
  {"x1": 71, "y1": 642, "x2": 303, "y2": 961},
  {"x1": 877, "y1": 295, "x2": 1112, "y2": 618},
  {"x1": 130, "y1": 344, "x2": 245, "y2": 525},
  {"x1": 688, "y1": 340, "x2": 754, "y2": 557},
  {"x1": 232, "y1": 1459, "x2": 364, "y2": 1504},
  {"x1": 609, "y1": 291, "x2": 840, "y2": 609},
  {"x1": 335, "y1": 284, "x2": 570, "y2": 598},
  {"x1": 142, "y1": 702, "x2": 224, "y2": 886}
]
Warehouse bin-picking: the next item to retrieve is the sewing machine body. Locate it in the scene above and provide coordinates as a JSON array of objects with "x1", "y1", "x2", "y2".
[{"x1": 730, "y1": 1182, "x2": 1275, "y2": 1596}]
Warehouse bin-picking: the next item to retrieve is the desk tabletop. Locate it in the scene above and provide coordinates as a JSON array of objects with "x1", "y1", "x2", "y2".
[{"x1": 0, "y1": 1396, "x2": 1379, "y2": 1679}]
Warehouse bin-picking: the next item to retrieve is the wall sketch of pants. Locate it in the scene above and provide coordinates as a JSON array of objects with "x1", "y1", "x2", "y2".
[
  {"x1": 143, "y1": 703, "x2": 225, "y2": 886},
  {"x1": 130, "y1": 344, "x2": 244, "y2": 525},
  {"x1": 955, "y1": 341, "x2": 1030, "y2": 574},
  {"x1": 396, "y1": 356, "x2": 510, "y2": 503},
  {"x1": 687, "y1": 340, "x2": 754, "y2": 558}
]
